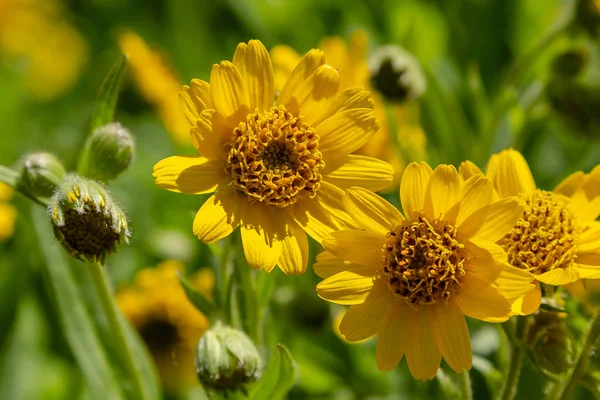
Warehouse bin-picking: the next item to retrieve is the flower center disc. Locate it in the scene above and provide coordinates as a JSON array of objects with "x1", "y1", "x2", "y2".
[
  {"x1": 382, "y1": 216, "x2": 466, "y2": 308},
  {"x1": 498, "y1": 189, "x2": 579, "y2": 275},
  {"x1": 226, "y1": 105, "x2": 324, "y2": 208}
]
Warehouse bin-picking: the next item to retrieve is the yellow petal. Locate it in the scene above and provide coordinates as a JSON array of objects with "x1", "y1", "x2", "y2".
[
  {"x1": 317, "y1": 108, "x2": 380, "y2": 162},
  {"x1": 241, "y1": 204, "x2": 282, "y2": 272},
  {"x1": 568, "y1": 166, "x2": 600, "y2": 223},
  {"x1": 290, "y1": 181, "x2": 359, "y2": 242},
  {"x1": 405, "y1": 307, "x2": 441, "y2": 381},
  {"x1": 430, "y1": 300, "x2": 472, "y2": 373},
  {"x1": 193, "y1": 187, "x2": 243, "y2": 243},
  {"x1": 463, "y1": 238, "x2": 506, "y2": 283},
  {"x1": 576, "y1": 264, "x2": 600, "y2": 279},
  {"x1": 343, "y1": 187, "x2": 403, "y2": 234},
  {"x1": 180, "y1": 79, "x2": 211, "y2": 125},
  {"x1": 458, "y1": 160, "x2": 484, "y2": 180},
  {"x1": 455, "y1": 275, "x2": 511, "y2": 322},
  {"x1": 313, "y1": 251, "x2": 365, "y2": 279},
  {"x1": 323, "y1": 155, "x2": 395, "y2": 192},
  {"x1": 340, "y1": 280, "x2": 391, "y2": 341},
  {"x1": 284, "y1": 64, "x2": 340, "y2": 125},
  {"x1": 278, "y1": 49, "x2": 326, "y2": 107},
  {"x1": 210, "y1": 61, "x2": 250, "y2": 122},
  {"x1": 153, "y1": 156, "x2": 229, "y2": 194},
  {"x1": 316, "y1": 268, "x2": 376, "y2": 305},
  {"x1": 277, "y1": 215, "x2": 309, "y2": 275},
  {"x1": 535, "y1": 267, "x2": 580, "y2": 285},
  {"x1": 191, "y1": 109, "x2": 231, "y2": 161},
  {"x1": 486, "y1": 148, "x2": 536, "y2": 198},
  {"x1": 509, "y1": 283, "x2": 541, "y2": 316},
  {"x1": 310, "y1": 87, "x2": 374, "y2": 126},
  {"x1": 232, "y1": 40, "x2": 274, "y2": 112},
  {"x1": 323, "y1": 230, "x2": 386, "y2": 268},
  {"x1": 494, "y1": 263, "x2": 536, "y2": 303},
  {"x1": 423, "y1": 164, "x2": 461, "y2": 221},
  {"x1": 456, "y1": 175, "x2": 493, "y2": 227},
  {"x1": 270, "y1": 45, "x2": 301, "y2": 92},
  {"x1": 461, "y1": 197, "x2": 524, "y2": 242},
  {"x1": 376, "y1": 301, "x2": 411, "y2": 371},
  {"x1": 578, "y1": 223, "x2": 600, "y2": 253},
  {"x1": 554, "y1": 171, "x2": 586, "y2": 197},
  {"x1": 400, "y1": 162, "x2": 433, "y2": 219}
]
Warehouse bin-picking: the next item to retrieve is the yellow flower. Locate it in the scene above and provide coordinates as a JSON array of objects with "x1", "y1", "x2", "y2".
[
  {"x1": 118, "y1": 31, "x2": 190, "y2": 144},
  {"x1": 153, "y1": 40, "x2": 394, "y2": 275},
  {"x1": 0, "y1": 0, "x2": 87, "y2": 100},
  {"x1": 116, "y1": 260, "x2": 212, "y2": 392},
  {"x1": 476, "y1": 148, "x2": 600, "y2": 313},
  {"x1": 270, "y1": 31, "x2": 427, "y2": 188},
  {"x1": 315, "y1": 162, "x2": 534, "y2": 380},
  {"x1": 0, "y1": 182, "x2": 16, "y2": 241}
]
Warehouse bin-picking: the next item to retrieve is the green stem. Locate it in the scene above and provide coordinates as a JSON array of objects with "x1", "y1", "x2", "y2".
[
  {"x1": 558, "y1": 310, "x2": 600, "y2": 400},
  {"x1": 89, "y1": 262, "x2": 147, "y2": 400},
  {"x1": 499, "y1": 316, "x2": 530, "y2": 400},
  {"x1": 459, "y1": 370, "x2": 473, "y2": 400}
]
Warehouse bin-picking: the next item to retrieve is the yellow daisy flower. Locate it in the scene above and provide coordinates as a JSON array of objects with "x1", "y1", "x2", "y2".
[
  {"x1": 118, "y1": 30, "x2": 190, "y2": 144},
  {"x1": 270, "y1": 31, "x2": 427, "y2": 188},
  {"x1": 153, "y1": 40, "x2": 394, "y2": 275},
  {"x1": 475, "y1": 148, "x2": 600, "y2": 313},
  {"x1": 0, "y1": 182, "x2": 17, "y2": 241},
  {"x1": 117, "y1": 260, "x2": 212, "y2": 392},
  {"x1": 315, "y1": 162, "x2": 534, "y2": 380}
]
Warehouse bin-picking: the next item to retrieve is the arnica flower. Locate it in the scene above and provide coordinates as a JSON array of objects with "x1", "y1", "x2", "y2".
[
  {"x1": 117, "y1": 260, "x2": 212, "y2": 392},
  {"x1": 153, "y1": 39, "x2": 394, "y2": 274},
  {"x1": 270, "y1": 31, "x2": 427, "y2": 188},
  {"x1": 0, "y1": 182, "x2": 17, "y2": 242},
  {"x1": 315, "y1": 162, "x2": 534, "y2": 380},
  {"x1": 476, "y1": 148, "x2": 600, "y2": 312},
  {"x1": 118, "y1": 31, "x2": 190, "y2": 143}
]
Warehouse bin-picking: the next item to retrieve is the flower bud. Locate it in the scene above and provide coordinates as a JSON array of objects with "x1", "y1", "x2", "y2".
[
  {"x1": 369, "y1": 45, "x2": 426, "y2": 103},
  {"x1": 527, "y1": 310, "x2": 573, "y2": 376},
  {"x1": 18, "y1": 152, "x2": 66, "y2": 199},
  {"x1": 195, "y1": 322, "x2": 262, "y2": 392},
  {"x1": 48, "y1": 174, "x2": 129, "y2": 263},
  {"x1": 82, "y1": 122, "x2": 134, "y2": 181}
]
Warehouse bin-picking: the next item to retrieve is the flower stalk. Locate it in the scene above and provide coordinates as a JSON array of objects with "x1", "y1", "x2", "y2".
[{"x1": 500, "y1": 316, "x2": 530, "y2": 400}]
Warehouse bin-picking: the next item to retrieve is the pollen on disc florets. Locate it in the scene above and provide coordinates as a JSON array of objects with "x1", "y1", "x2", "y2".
[
  {"x1": 498, "y1": 189, "x2": 580, "y2": 275},
  {"x1": 225, "y1": 105, "x2": 325, "y2": 208},
  {"x1": 381, "y1": 216, "x2": 467, "y2": 308}
]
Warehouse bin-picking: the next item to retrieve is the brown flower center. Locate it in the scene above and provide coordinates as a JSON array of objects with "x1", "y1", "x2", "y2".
[
  {"x1": 225, "y1": 105, "x2": 324, "y2": 208},
  {"x1": 381, "y1": 216, "x2": 467, "y2": 308},
  {"x1": 498, "y1": 189, "x2": 580, "y2": 275}
]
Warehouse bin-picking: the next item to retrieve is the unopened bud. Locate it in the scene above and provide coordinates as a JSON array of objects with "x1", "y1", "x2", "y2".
[
  {"x1": 195, "y1": 322, "x2": 262, "y2": 392},
  {"x1": 83, "y1": 122, "x2": 134, "y2": 181},
  {"x1": 18, "y1": 152, "x2": 66, "y2": 199},
  {"x1": 369, "y1": 45, "x2": 426, "y2": 103},
  {"x1": 48, "y1": 174, "x2": 129, "y2": 263},
  {"x1": 527, "y1": 310, "x2": 573, "y2": 375}
]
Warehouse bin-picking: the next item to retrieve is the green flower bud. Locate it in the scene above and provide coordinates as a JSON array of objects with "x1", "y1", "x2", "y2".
[
  {"x1": 195, "y1": 322, "x2": 262, "y2": 392},
  {"x1": 527, "y1": 310, "x2": 573, "y2": 376},
  {"x1": 82, "y1": 122, "x2": 134, "y2": 181},
  {"x1": 551, "y1": 48, "x2": 589, "y2": 77},
  {"x1": 48, "y1": 174, "x2": 129, "y2": 263},
  {"x1": 18, "y1": 152, "x2": 66, "y2": 199},
  {"x1": 369, "y1": 45, "x2": 426, "y2": 103}
]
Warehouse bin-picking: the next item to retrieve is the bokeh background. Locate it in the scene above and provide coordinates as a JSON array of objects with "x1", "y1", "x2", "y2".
[{"x1": 2, "y1": 0, "x2": 600, "y2": 399}]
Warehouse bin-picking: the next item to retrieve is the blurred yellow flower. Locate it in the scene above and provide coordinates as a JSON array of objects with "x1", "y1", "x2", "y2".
[
  {"x1": 118, "y1": 31, "x2": 190, "y2": 144},
  {"x1": 153, "y1": 39, "x2": 394, "y2": 275},
  {"x1": 116, "y1": 260, "x2": 213, "y2": 392},
  {"x1": 474, "y1": 149, "x2": 600, "y2": 313},
  {"x1": 0, "y1": 0, "x2": 87, "y2": 100},
  {"x1": 315, "y1": 163, "x2": 533, "y2": 380},
  {"x1": 0, "y1": 183, "x2": 16, "y2": 241},
  {"x1": 270, "y1": 31, "x2": 427, "y2": 188}
]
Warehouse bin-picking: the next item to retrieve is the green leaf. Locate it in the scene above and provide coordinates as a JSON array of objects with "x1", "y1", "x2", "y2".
[
  {"x1": 178, "y1": 272, "x2": 218, "y2": 318},
  {"x1": 248, "y1": 344, "x2": 296, "y2": 400},
  {"x1": 90, "y1": 55, "x2": 128, "y2": 133},
  {"x1": 31, "y1": 206, "x2": 125, "y2": 400}
]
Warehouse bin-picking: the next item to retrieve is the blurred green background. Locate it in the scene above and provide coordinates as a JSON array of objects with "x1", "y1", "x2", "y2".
[{"x1": 2, "y1": 0, "x2": 600, "y2": 399}]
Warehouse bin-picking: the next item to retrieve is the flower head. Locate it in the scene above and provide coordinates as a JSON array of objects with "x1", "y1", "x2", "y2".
[
  {"x1": 315, "y1": 162, "x2": 533, "y2": 380},
  {"x1": 479, "y1": 148, "x2": 600, "y2": 312},
  {"x1": 117, "y1": 260, "x2": 212, "y2": 392},
  {"x1": 153, "y1": 39, "x2": 395, "y2": 275}
]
